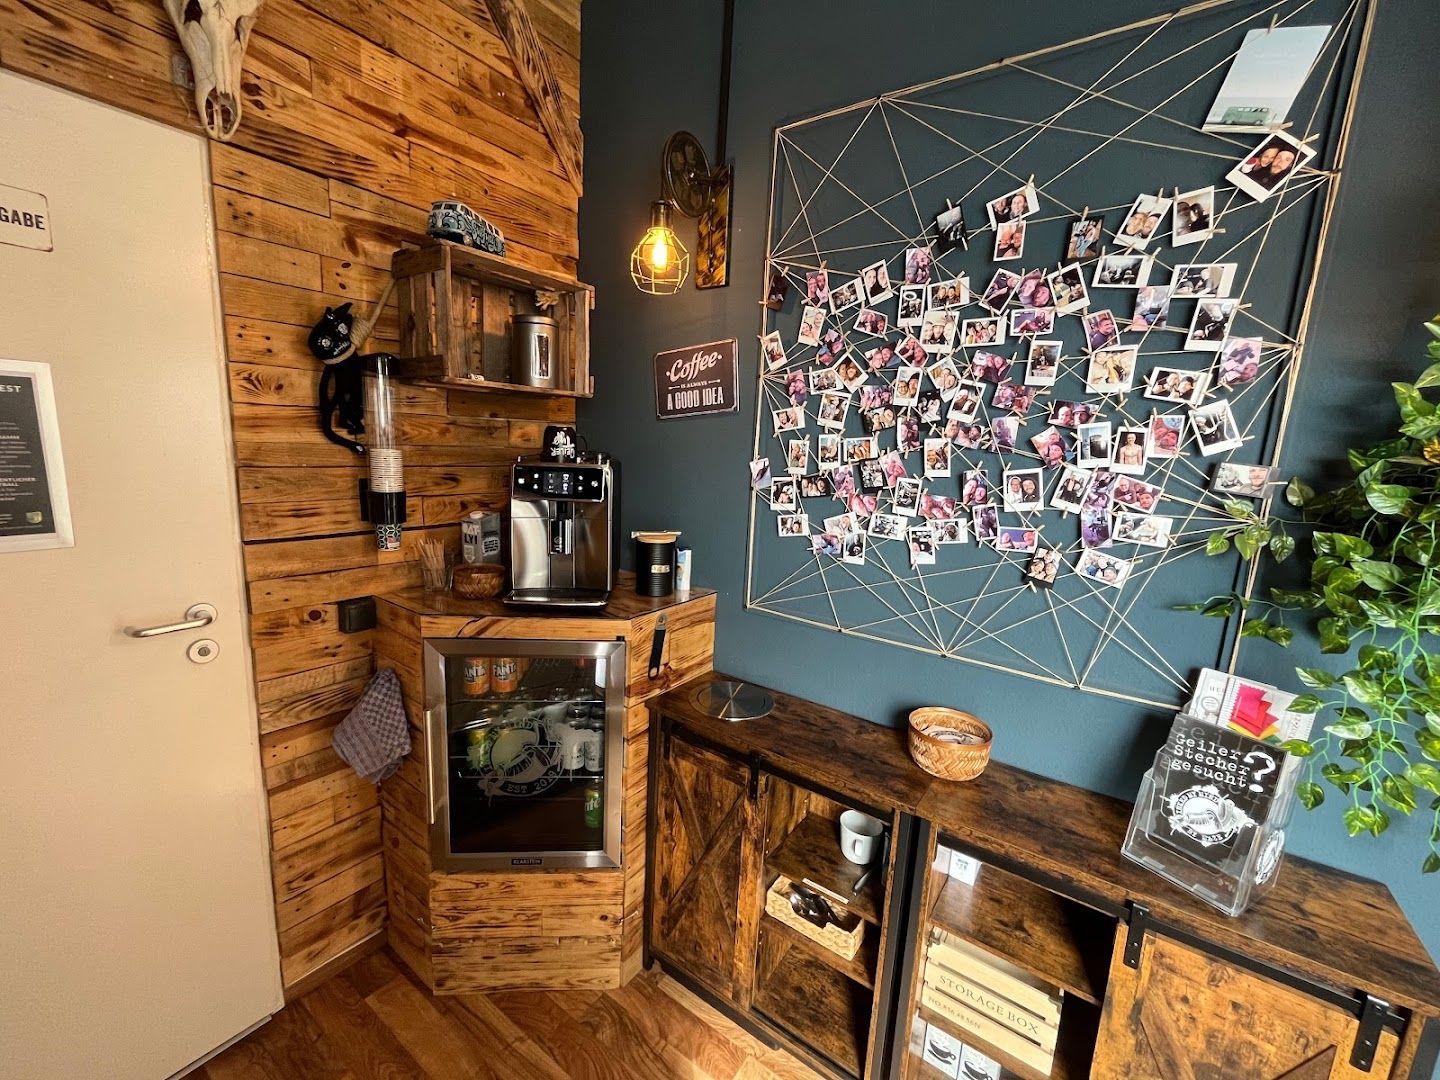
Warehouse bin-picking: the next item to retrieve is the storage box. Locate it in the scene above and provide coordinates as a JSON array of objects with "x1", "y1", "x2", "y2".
[
  {"x1": 764, "y1": 875, "x2": 863, "y2": 961},
  {"x1": 927, "y1": 928, "x2": 1062, "y2": 1030},
  {"x1": 920, "y1": 982, "x2": 1055, "y2": 1075}
]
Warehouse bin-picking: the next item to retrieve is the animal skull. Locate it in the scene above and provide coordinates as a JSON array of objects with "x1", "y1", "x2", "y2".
[{"x1": 164, "y1": 0, "x2": 264, "y2": 141}]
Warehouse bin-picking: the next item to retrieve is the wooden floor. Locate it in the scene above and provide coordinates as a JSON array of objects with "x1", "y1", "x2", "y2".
[{"x1": 196, "y1": 948, "x2": 822, "y2": 1080}]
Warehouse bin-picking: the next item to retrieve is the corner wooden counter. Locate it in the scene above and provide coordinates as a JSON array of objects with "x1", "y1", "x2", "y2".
[{"x1": 375, "y1": 575, "x2": 715, "y2": 993}]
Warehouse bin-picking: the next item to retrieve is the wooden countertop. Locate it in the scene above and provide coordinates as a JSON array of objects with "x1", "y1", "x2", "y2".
[
  {"x1": 651, "y1": 671, "x2": 1440, "y2": 1016},
  {"x1": 382, "y1": 572, "x2": 715, "y2": 622}
]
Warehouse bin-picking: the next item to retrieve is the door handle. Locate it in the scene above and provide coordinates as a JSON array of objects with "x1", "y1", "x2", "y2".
[{"x1": 124, "y1": 603, "x2": 217, "y2": 638}]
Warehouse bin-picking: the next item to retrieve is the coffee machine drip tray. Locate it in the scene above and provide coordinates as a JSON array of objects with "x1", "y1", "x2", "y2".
[{"x1": 504, "y1": 588, "x2": 611, "y2": 609}]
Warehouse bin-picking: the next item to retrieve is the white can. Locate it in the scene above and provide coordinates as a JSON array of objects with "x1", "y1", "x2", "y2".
[{"x1": 581, "y1": 727, "x2": 604, "y2": 772}]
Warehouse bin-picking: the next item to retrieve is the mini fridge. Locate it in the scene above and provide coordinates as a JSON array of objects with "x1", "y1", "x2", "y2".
[{"x1": 423, "y1": 638, "x2": 626, "y2": 871}]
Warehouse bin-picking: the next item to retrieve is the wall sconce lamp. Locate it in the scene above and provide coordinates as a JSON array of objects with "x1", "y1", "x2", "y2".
[{"x1": 630, "y1": 197, "x2": 690, "y2": 295}]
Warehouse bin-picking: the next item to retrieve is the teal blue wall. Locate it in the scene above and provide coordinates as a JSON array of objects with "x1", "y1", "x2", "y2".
[{"x1": 578, "y1": 1, "x2": 1440, "y2": 962}]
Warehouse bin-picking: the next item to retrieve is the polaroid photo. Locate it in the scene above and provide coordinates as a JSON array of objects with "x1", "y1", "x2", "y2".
[
  {"x1": 797, "y1": 304, "x2": 825, "y2": 347},
  {"x1": 893, "y1": 365, "x2": 924, "y2": 407},
  {"x1": 920, "y1": 492, "x2": 958, "y2": 521},
  {"x1": 1082, "y1": 309, "x2": 1121, "y2": 352},
  {"x1": 893, "y1": 476, "x2": 923, "y2": 515},
  {"x1": 1111, "y1": 426, "x2": 1149, "y2": 475},
  {"x1": 858, "y1": 458, "x2": 887, "y2": 493},
  {"x1": 896, "y1": 334, "x2": 927, "y2": 367},
  {"x1": 897, "y1": 284, "x2": 926, "y2": 327},
  {"x1": 1086, "y1": 469, "x2": 1118, "y2": 508},
  {"x1": 993, "y1": 219, "x2": 1026, "y2": 261},
  {"x1": 1227, "y1": 129, "x2": 1317, "y2": 203},
  {"x1": 926, "y1": 357, "x2": 963, "y2": 401},
  {"x1": 816, "y1": 391, "x2": 850, "y2": 429},
  {"x1": 835, "y1": 355, "x2": 869, "y2": 391},
  {"x1": 1116, "y1": 193, "x2": 1173, "y2": 251},
  {"x1": 1129, "y1": 285, "x2": 1172, "y2": 332},
  {"x1": 1080, "y1": 506, "x2": 1112, "y2": 549},
  {"x1": 907, "y1": 525, "x2": 938, "y2": 566},
  {"x1": 1076, "y1": 549, "x2": 1132, "y2": 589},
  {"x1": 919, "y1": 308, "x2": 959, "y2": 355},
  {"x1": 950, "y1": 420, "x2": 986, "y2": 450},
  {"x1": 962, "y1": 317, "x2": 1006, "y2": 348},
  {"x1": 864, "y1": 341, "x2": 900, "y2": 373},
  {"x1": 1145, "y1": 366, "x2": 1209, "y2": 406},
  {"x1": 772, "y1": 405, "x2": 805, "y2": 435},
  {"x1": 979, "y1": 269, "x2": 1022, "y2": 313},
  {"x1": 811, "y1": 530, "x2": 841, "y2": 557},
  {"x1": 1066, "y1": 216, "x2": 1105, "y2": 262},
  {"x1": 769, "y1": 477, "x2": 799, "y2": 511},
  {"x1": 1114, "y1": 512, "x2": 1174, "y2": 548},
  {"x1": 867, "y1": 511, "x2": 907, "y2": 540},
  {"x1": 799, "y1": 473, "x2": 829, "y2": 499},
  {"x1": 853, "y1": 307, "x2": 889, "y2": 337},
  {"x1": 845, "y1": 436, "x2": 879, "y2": 463},
  {"x1": 1172, "y1": 187, "x2": 1217, "y2": 246},
  {"x1": 806, "y1": 268, "x2": 830, "y2": 306},
  {"x1": 1048, "y1": 263, "x2": 1090, "y2": 315},
  {"x1": 1148, "y1": 413, "x2": 1185, "y2": 459},
  {"x1": 904, "y1": 245, "x2": 934, "y2": 285},
  {"x1": 1031, "y1": 425, "x2": 1070, "y2": 469},
  {"x1": 1092, "y1": 253, "x2": 1152, "y2": 289},
  {"x1": 1051, "y1": 465, "x2": 1092, "y2": 512},
  {"x1": 1025, "y1": 546, "x2": 1063, "y2": 587},
  {"x1": 785, "y1": 438, "x2": 810, "y2": 475},
  {"x1": 828, "y1": 277, "x2": 861, "y2": 314},
  {"x1": 947, "y1": 380, "x2": 985, "y2": 423},
  {"x1": 971, "y1": 503, "x2": 1000, "y2": 543},
  {"x1": 816, "y1": 432, "x2": 842, "y2": 466},
  {"x1": 1111, "y1": 476, "x2": 1164, "y2": 511},
  {"x1": 877, "y1": 449, "x2": 906, "y2": 488},
  {"x1": 1171, "y1": 262, "x2": 1237, "y2": 298},
  {"x1": 1048, "y1": 399, "x2": 1086, "y2": 429},
  {"x1": 1085, "y1": 345, "x2": 1137, "y2": 394},
  {"x1": 1191, "y1": 399, "x2": 1243, "y2": 457},
  {"x1": 933, "y1": 201, "x2": 968, "y2": 253},
  {"x1": 1077, "y1": 421, "x2": 1113, "y2": 468},
  {"x1": 990, "y1": 416, "x2": 1020, "y2": 453},
  {"x1": 809, "y1": 367, "x2": 841, "y2": 395},
  {"x1": 860, "y1": 260, "x2": 894, "y2": 304},
  {"x1": 1026, "y1": 340, "x2": 1062, "y2": 386},
  {"x1": 986, "y1": 182, "x2": 1039, "y2": 227},
  {"x1": 824, "y1": 466, "x2": 856, "y2": 500},
  {"x1": 1186, "y1": 298, "x2": 1240, "y2": 351},
  {"x1": 993, "y1": 381, "x2": 1037, "y2": 415},
  {"x1": 823, "y1": 511, "x2": 858, "y2": 537},
  {"x1": 997, "y1": 526, "x2": 1040, "y2": 554},
  {"x1": 1205, "y1": 24, "x2": 1334, "y2": 130},
  {"x1": 749, "y1": 456, "x2": 773, "y2": 491},
  {"x1": 970, "y1": 350, "x2": 1012, "y2": 385},
  {"x1": 896, "y1": 410, "x2": 923, "y2": 454},
  {"x1": 783, "y1": 369, "x2": 809, "y2": 407},
  {"x1": 960, "y1": 469, "x2": 991, "y2": 508},
  {"x1": 840, "y1": 530, "x2": 867, "y2": 565},
  {"x1": 928, "y1": 276, "x2": 969, "y2": 309},
  {"x1": 1212, "y1": 461, "x2": 1275, "y2": 499},
  {"x1": 1003, "y1": 468, "x2": 1044, "y2": 512},
  {"x1": 1217, "y1": 335, "x2": 1264, "y2": 388},
  {"x1": 760, "y1": 330, "x2": 787, "y2": 372},
  {"x1": 848, "y1": 492, "x2": 879, "y2": 519},
  {"x1": 763, "y1": 266, "x2": 790, "y2": 311},
  {"x1": 917, "y1": 390, "x2": 944, "y2": 424},
  {"x1": 859, "y1": 384, "x2": 893, "y2": 412},
  {"x1": 1009, "y1": 306, "x2": 1056, "y2": 337},
  {"x1": 818, "y1": 327, "x2": 847, "y2": 361},
  {"x1": 924, "y1": 438, "x2": 952, "y2": 478},
  {"x1": 933, "y1": 517, "x2": 969, "y2": 545},
  {"x1": 777, "y1": 513, "x2": 809, "y2": 537},
  {"x1": 860, "y1": 408, "x2": 890, "y2": 438}
]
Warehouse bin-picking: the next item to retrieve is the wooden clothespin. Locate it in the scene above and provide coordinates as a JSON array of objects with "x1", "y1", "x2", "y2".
[{"x1": 1267, "y1": 12, "x2": 1278, "y2": 33}]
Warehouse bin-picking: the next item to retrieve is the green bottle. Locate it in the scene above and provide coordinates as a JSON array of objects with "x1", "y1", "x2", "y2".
[{"x1": 583, "y1": 785, "x2": 601, "y2": 829}]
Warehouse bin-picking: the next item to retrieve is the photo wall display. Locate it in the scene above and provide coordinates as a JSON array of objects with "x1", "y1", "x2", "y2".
[{"x1": 745, "y1": 0, "x2": 1369, "y2": 707}]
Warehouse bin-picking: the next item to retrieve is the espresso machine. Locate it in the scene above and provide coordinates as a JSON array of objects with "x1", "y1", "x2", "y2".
[{"x1": 505, "y1": 453, "x2": 618, "y2": 608}]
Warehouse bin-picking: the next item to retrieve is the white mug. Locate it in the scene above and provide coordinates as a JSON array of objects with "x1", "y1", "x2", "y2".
[{"x1": 839, "y1": 810, "x2": 883, "y2": 865}]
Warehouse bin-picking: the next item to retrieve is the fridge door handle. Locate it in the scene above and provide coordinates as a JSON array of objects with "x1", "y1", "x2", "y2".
[{"x1": 424, "y1": 707, "x2": 438, "y2": 826}]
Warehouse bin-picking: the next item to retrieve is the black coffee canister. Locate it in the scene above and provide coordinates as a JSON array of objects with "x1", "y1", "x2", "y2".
[{"x1": 632, "y1": 531, "x2": 680, "y2": 596}]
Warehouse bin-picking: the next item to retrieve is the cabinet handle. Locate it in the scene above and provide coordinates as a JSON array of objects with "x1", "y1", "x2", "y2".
[{"x1": 648, "y1": 615, "x2": 668, "y2": 679}]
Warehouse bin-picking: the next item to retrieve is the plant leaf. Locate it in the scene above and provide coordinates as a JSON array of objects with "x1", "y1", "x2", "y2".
[
  {"x1": 1354, "y1": 559, "x2": 1404, "y2": 591},
  {"x1": 1357, "y1": 644, "x2": 1398, "y2": 671},
  {"x1": 1241, "y1": 617, "x2": 1271, "y2": 638},
  {"x1": 1325, "y1": 719, "x2": 1375, "y2": 740},
  {"x1": 1379, "y1": 775, "x2": 1418, "y2": 814},
  {"x1": 1318, "y1": 616, "x2": 1351, "y2": 654},
  {"x1": 1297, "y1": 781, "x2": 1324, "y2": 809},
  {"x1": 1423, "y1": 852, "x2": 1440, "y2": 874},
  {"x1": 1365, "y1": 484, "x2": 1417, "y2": 516},
  {"x1": 1288, "y1": 693, "x2": 1324, "y2": 714},
  {"x1": 1296, "y1": 667, "x2": 1337, "y2": 689},
  {"x1": 1265, "y1": 624, "x2": 1294, "y2": 646},
  {"x1": 1285, "y1": 476, "x2": 1314, "y2": 506},
  {"x1": 1343, "y1": 805, "x2": 1374, "y2": 837},
  {"x1": 1268, "y1": 532, "x2": 1296, "y2": 562},
  {"x1": 1281, "y1": 739, "x2": 1315, "y2": 757},
  {"x1": 1404, "y1": 763, "x2": 1440, "y2": 796},
  {"x1": 1205, "y1": 532, "x2": 1231, "y2": 556}
]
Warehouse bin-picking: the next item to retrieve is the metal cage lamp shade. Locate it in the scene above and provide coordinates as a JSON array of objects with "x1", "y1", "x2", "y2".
[{"x1": 630, "y1": 200, "x2": 690, "y2": 295}]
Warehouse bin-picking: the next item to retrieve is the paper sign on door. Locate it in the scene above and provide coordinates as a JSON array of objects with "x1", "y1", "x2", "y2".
[{"x1": 0, "y1": 183, "x2": 53, "y2": 252}]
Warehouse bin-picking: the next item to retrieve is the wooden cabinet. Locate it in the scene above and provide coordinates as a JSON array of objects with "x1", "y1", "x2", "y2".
[{"x1": 1093, "y1": 930, "x2": 1400, "y2": 1080}]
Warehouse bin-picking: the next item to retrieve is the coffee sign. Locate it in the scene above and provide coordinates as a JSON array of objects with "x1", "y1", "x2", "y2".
[{"x1": 654, "y1": 338, "x2": 738, "y2": 420}]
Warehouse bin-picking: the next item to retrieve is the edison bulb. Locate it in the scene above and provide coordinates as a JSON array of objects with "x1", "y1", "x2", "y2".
[{"x1": 649, "y1": 234, "x2": 671, "y2": 270}]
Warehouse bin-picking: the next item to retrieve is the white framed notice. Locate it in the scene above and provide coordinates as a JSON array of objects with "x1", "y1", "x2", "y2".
[
  {"x1": 0, "y1": 358, "x2": 73, "y2": 551},
  {"x1": 0, "y1": 182, "x2": 54, "y2": 252}
]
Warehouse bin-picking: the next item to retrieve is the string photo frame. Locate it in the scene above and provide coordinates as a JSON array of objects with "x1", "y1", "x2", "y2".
[{"x1": 744, "y1": 0, "x2": 1374, "y2": 708}]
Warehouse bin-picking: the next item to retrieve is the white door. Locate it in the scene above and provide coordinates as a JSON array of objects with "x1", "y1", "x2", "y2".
[{"x1": 0, "y1": 72, "x2": 282, "y2": 1079}]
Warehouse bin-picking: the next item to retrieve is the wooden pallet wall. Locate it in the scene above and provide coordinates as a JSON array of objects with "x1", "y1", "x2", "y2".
[{"x1": 0, "y1": 0, "x2": 582, "y2": 993}]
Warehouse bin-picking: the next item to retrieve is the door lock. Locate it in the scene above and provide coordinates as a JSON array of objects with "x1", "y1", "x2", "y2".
[{"x1": 187, "y1": 639, "x2": 220, "y2": 664}]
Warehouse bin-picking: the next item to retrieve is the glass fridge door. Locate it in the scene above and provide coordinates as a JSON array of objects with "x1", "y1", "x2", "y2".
[{"x1": 423, "y1": 638, "x2": 626, "y2": 871}]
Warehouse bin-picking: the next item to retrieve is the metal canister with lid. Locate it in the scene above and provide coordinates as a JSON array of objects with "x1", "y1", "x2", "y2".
[{"x1": 511, "y1": 314, "x2": 558, "y2": 389}]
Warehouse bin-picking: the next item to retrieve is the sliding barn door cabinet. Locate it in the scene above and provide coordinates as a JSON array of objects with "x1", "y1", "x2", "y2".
[{"x1": 645, "y1": 676, "x2": 1440, "y2": 1080}]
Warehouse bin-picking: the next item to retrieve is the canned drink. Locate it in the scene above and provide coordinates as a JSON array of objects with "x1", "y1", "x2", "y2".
[
  {"x1": 492, "y1": 657, "x2": 521, "y2": 694},
  {"x1": 462, "y1": 656, "x2": 490, "y2": 696},
  {"x1": 582, "y1": 727, "x2": 603, "y2": 772},
  {"x1": 583, "y1": 785, "x2": 602, "y2": 829}
]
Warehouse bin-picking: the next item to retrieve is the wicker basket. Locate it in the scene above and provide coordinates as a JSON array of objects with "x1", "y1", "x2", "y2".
[
  {"x1": 908, "y1": 708, "x2": 993, "y2": 782},
  {"x1": 451, "y1": 563, "x2": 505, "y2": 599}
]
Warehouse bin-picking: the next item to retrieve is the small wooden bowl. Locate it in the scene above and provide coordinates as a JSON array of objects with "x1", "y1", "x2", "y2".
[
  {"x1": 451, "y1": 563, "x2": 505, "y2": 599},
  {"x1": 908, "y1": 708, "x2": 992, "y2": 782}
]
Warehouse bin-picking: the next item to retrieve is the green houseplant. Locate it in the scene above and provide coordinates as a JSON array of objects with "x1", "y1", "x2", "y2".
[{"x1": 1181, "y1": 318, "x2": 1440, "y2": 873}]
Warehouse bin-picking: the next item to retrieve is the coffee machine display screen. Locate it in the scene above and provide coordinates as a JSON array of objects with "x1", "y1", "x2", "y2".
[
  {"x1": 514, "y1": 464, "x2": 607, "y2": 502},
  {"x1": 540, "y1": 470, "x2": 573, "y2": 496}
]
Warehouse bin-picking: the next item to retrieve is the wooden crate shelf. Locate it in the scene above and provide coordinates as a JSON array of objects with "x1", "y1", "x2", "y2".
[
  {"x1": 927, "y1": 863, "x2": 1111, "y2": 1006},
  {"x1": 765, "y1": 813, "x2": 883, "y2": 926},
  {"x1": 392, "y1": 239, "x2": 594, "y2": 398}
]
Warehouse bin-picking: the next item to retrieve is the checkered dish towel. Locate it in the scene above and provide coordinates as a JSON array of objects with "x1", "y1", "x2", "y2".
[{"x1": 332, "y1": 668, "x2": 411, "y2": 783}]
